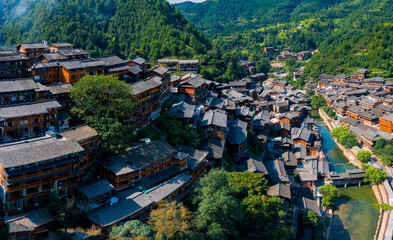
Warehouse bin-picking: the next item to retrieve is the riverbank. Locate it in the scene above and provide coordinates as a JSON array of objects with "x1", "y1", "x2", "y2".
[
  {"x1": 318, "y1": 109, "x2": 386, "y2": 240},
  {"x1": 318, "y1": 109, "x2": 363, "y2": 168}
]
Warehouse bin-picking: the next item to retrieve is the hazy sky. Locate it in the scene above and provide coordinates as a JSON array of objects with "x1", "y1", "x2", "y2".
[{"x1": 167, "y1": 0, "x2": 206, "y2": 3}]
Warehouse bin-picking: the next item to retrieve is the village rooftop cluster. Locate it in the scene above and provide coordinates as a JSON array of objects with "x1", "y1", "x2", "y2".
[{"x1": 0, "y1": 41, "x2": 386, "y2": 239}]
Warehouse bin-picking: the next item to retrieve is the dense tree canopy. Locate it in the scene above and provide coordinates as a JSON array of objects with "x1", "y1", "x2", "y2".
[
  {"x1": 311, "y1": 95, "x2": 325, "y2": 109},
  {"x1": 373, "y1": 138, "x2": 393, "y2": 166},
  {"x1": 1, "y1": 0, "x2": 211, "y2": 60},
  {"x1": 357, "y1": 150, "x2": 371, "y2": 163},
  {"x1": 364, "y1": 166, "x2": 387, "y2": 185},
  {"x1": 331, "y1": 126, "x2": 358, "y2": 148},
  {"x1": 70, "y1": 75, "x2": 136, "y2": 152},
  {"x1": 178, "y1": 0, "x2": 393, "y2": 79},
  {"x1": 193, "y1": 169, "x2": 244, "y2": 239},
  {"x1": 70, "y1": 75, "x2": 134, "y2": 122},
  {"x1": 228, "y1": 171, "x2": 269, "y2": 200},
  {"x1": 193, "y1": 169, "x2": 291, "y2": 239},
  {"x1": 149, "y1": 201, "x2": 194, "y2": 240},
  {"x1": 155, "y1": 112, "x2": 201, "y2": 147},
  {"x1": 319, "y1": 184, "x2": 340, "y2": 207},
  {"x1": 321, "y1": 106, "x2": 336, "y2": 119},
  {"x1": 110, "y1": 220, "x2": 153, "y2": 238}
]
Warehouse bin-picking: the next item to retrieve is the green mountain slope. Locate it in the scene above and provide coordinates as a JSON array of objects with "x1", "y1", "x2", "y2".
[
  {"x1": 0, "y1": 0, "x2": 211, "y2": 60},
  {"x1": 176, "y1": 0, "x2": 346, "y2": 39},
  {"x1": 177, "y1": 0, "x2": 393, "y2": 79}
]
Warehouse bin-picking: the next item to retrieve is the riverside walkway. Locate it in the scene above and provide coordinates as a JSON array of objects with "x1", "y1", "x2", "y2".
[{"x1": 318, "y1": 109, "x2": 393, "y2": 240}]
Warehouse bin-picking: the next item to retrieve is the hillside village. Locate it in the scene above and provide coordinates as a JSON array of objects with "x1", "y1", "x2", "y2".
[{"x1": 1, "y1": 42, "x2": 393, "y2": 239}]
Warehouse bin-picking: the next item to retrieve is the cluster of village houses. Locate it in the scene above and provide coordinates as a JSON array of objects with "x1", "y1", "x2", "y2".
[
  {"x1": 0, "y1": 42, "x2": 368, "y2": 239},
  {"x1": 308, "y1": 69, "x2": 393, "y2": 149},
  {"x1": 263, "y1": 47, "x2": 318, "y2": 62}
]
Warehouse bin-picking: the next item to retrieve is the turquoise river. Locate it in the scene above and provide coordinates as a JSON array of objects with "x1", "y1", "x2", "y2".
[{"x1": 313, "y1": 111, "x2": 379, "y2": 240}]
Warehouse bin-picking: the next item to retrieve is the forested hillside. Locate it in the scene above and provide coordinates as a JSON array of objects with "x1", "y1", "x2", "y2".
[
  {"x1": 176, "y1": 0, "x2": 347, "y2": 39},
  {"x1": 177, "y1": 0, "x2": 393, "y2": 80},
  {"x1": 0, "y1": 0, "x2": 211, "y2": 60}
]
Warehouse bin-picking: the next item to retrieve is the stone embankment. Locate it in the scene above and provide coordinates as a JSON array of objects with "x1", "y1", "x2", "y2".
[{"x1": 318, "y1": 109, "x2": 391, "y2": 240}]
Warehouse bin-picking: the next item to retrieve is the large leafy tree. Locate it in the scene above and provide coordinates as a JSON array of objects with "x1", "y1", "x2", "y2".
[
  {"x1": 193, "y1": 169, "x2": 244, "y2": 239},
  {"x1": 364, "y1": 166, "x2": 387, "y2": 185},
  {"x1": 70, "y1": 75, "x2": 135, "y2": 152},
  {"x1": 331, "y1": 126, "x2": 358, "y2": 148},
  {"x1": 357, "y1": 150, "x2": 371, "y2": 163},
  {"x1": 319, "y1": 184, "x2": 340, "y2": 207},
  {"x1": 148, "y1": 201, "x2": 194, "y2": 240},
  {"x1": 70, "y1": 75, "x2": 134, "y2": 122},
  {"x1": 373, "y1": 138, "x2": 393, "y2": 166},
  {"x1": 241, "y1": 195, "x2": 286, "y2": 231},
  {"x1": 155, "y1": 112, "x2": 201, "y2": 147},
  {"x1": 228, "y1": 172, "x2": 269, "y2": 200},
  {"x1": 110, "y1": 220, "x2": 153, "y2": 238},
  {"x1": 300, "y1": 210, "x2": 324, "y2": 239},
  {"x1": 311, "y1": 95, "x2": 326, "y2": 109}
]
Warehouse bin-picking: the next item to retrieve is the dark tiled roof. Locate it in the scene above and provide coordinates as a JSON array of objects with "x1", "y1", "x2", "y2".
[
  {"x1": 0, "y1": 100, "x2": 61, "y2": 118},
  {"x1": 97, "y1": 55, "x2": 126, "y2": 66},
  {"x1": 41, "y1": 53, "x2": 68, "y2": 61},
  {"x1": 50, "y1": 43, "x2": 73, "y2": 48},
  {"x1": 200, "y1": 110, "x2": 227, "y2": 128},
  {"x1": 59, "y1": 125, "x2": 98, "y2": 142},
  {"x1": 342, "y1": 117, "x2": 359, "y2": 126},
  {"x1": 175, "y1": 145, "x2": 208, "y2": 170},
  {"x1": 132, "y1": 57, "x2": 146, "y2": 65},
  {"x1": 246, "y1": 157, "x2": 268, "y2": 174},
  {"x1": 60, "y1": 59, "x2": 103, "y2": 70},
  {"x1": 200, "y1": 137, "x2": 225, "y2": 159},
  {"x1": 58, "y1": 48, "x2": 89, "y2": 57},
  {"x1": 268, "y1": 183, "x2": 291, "y2": 199},
  {"x1": 130, "y1": 65, "x2": 142, "y2": 75},
  {"x1": 381, "y1": 114, "x2": 393, "y2": 122},
  {"x1": 179, "y1": 75, "x2": 206, "y2": 88},
  {"x1": 0, "y1": 79, "x2": 38, "y2": 93},
  {"x1": 86, "y1": 173, "x2": 192, "y2": 227},
  {"x1": 227, "y1": 119, "x2": 247, "y2": 145},
  {"x1": 111, "y1": 140, "x2": 176, "y2": 169},
  {"x1": 168, "y1": 101, "x2": 195, "y2": 119},
  {"x1": 47, "y1": 83, "x2": 73, "y2": 95},
  {"x1": 151, "y1": 65, "x2": 168, "y2": 75},
  {"x1": 20, "y1": 43, "x2": 48, "y2": 49},
  {"x1": 131, "y1": 77, "x2": 162, "y2": 95},
  {"x1": 297, "y1": 197, "x2": 321, "y2": 216},
  {"x1": 79, "y1": 180, "x2": 115, "y2": 199},
  {"x1": 5, "y1": 208, "x2": 54, "y2": 233},
  {"x1": 0, "y1": 137, "x2": 84, "y2": 168},
  {"x1": 282, "y1": 151, "x2": 297, "y2": 167},
  {"x1": 32, "y1": 61, "x2": 60, "y2": 69}
]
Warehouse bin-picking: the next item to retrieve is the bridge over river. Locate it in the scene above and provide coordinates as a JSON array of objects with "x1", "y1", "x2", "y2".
[{"x1": 312, "y1": 110, "x2": 379, "y2": 240}]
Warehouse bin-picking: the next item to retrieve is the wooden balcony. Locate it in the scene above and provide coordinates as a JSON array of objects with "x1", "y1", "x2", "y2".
[{"x1": 6, "y1": 163, "x2": 72, "y2": 183}]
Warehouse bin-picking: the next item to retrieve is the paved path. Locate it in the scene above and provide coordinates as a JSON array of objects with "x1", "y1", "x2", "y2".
[{"x1": 318, "y1": 109, "x2": 391, "y2": 240}]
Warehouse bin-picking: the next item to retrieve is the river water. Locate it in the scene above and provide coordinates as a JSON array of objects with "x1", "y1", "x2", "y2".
[{"x1": 312, "y1": 110, "x2": 379, "y2": 240}]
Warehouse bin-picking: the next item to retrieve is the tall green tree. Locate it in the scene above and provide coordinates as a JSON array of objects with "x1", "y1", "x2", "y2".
[
  {"x1": 311, "y1": 95, "x2": 326, "y2": 109},
  {"x1": 364, "y1": 167, "x2": 387, "y2": 185},
  {"x1": 110, "y1": 220, "x2": 153, "y2": 238},
  {"x1": 319, "y1": 184, "x2": 340, "y2": 207},
  {"x1": 241, "y1": 195, "x2": 286, "y2": 231},
  {"x1": 70, "y1": 75, "x2": 134, "y2": 122},
  {"x1": 228, "y1": 172, "x2": 269, "y2": 200},
  {"x1": 148, "y1": 201, "x2": 194, "y2": 240},
  {"x1": 70, "y1": 75, "x2": 136, "y2": 152},
  {"x1": 193, "y1": 169, "x2": 244, "y2": 239},
  {"x1": 357, "y1": 150, "x2": 371, "y2": 163}
]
